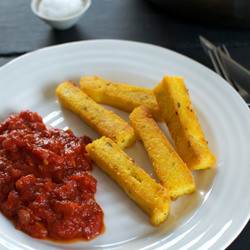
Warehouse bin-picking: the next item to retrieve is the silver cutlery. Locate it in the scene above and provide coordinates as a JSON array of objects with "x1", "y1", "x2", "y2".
[{"x1": 199, "y1": 36, "x2": 250, "y2": 107}]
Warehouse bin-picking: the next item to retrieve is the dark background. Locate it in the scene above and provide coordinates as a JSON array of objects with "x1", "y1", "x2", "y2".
[{"x1": 0, "y1": 0, "x2": 249, "y2": 249}]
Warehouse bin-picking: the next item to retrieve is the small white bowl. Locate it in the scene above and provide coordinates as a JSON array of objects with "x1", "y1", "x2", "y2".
[{"x1": 31, "y1": 0, "x2": 91, "y2": 30}]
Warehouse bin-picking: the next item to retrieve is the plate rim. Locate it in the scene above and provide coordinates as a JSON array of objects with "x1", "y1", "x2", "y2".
[{"x1": 0, "y1": 39, "x2": 249, "y2": 250}]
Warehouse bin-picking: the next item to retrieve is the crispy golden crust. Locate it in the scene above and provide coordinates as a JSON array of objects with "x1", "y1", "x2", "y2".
[
  {"x1": 86, "y1": 136, "x2": 171, "y2": 226},
  {"x1": 129, "y1": 106, "x2": 195, "y2": 199},
  {"x1": 153, "y1": 76, "x2": 216, "y2": 170},
  {"x1": 56, "y1": 81, "x2": 136, "y2": 149},
  {"x1": 80, "y1": 76, "x2": 162, "y2": 121}
]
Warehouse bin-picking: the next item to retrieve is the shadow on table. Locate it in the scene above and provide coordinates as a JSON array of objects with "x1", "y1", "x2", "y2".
[{"x1": 48, "y1": 26, "x2": 88, "y2": 45}]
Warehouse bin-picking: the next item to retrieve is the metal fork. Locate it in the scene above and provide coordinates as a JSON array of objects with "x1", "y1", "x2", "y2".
[{"x1": 199, "y1": 36, "x2": 250, "y2": 107}]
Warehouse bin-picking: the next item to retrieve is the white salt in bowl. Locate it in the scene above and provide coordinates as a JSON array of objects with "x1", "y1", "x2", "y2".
[{"x1": 31, "y1": 0, "x2": 91, "y2": 30}]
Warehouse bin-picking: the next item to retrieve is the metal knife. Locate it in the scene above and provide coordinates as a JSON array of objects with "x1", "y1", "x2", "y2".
[{"x1": 199, "y1": 36, "x2": 250, "y2": 95}]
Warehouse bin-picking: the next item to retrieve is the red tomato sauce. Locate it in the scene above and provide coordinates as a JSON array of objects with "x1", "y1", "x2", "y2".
[{"x1": 0, "y1": 110, "x2": 104, "y2": 240}]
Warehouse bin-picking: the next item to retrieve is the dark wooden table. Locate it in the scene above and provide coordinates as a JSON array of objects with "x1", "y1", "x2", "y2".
[{"x1": 0, "y1": 0, "x2": 249, "y2": 249}]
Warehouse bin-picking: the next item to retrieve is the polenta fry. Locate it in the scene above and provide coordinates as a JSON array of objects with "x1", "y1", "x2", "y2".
[
  {"x1": 86, "y1": 136, "x2": 171, "y2": 226},
  {"x1": 153, "y1": 76, "x2": 216, "y2": 170},
  {"x1": 80, "y1": 76, "x2": 162, "y2": 121},
  {"x1": 56, "y1": 81, "x2": 136, "y2": 149},
  {"x1": 130, "y1": 105, "x2": 195, "y2": 199}
]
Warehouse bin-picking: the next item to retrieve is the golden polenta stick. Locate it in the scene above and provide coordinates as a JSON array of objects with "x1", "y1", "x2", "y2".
[
  {"x1": 80, "y1": 76, "x2": 162, "y2": 121},
  {"x1": 86, "y1": 136, "x2": 171, "y2": 226},
  {"x1": 56, "y1": 81, "x2": 136, "y2": 149},
  {"x1": 153, "y1": 76, "x2": 216, "y2": 170},
  {"x1": 129, "y1": 106, "x2": 195, "y2": 199}
]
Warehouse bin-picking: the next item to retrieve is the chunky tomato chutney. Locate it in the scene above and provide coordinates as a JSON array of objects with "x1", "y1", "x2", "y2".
[{"x1": 0, "y1": 110, "x2": 104, "y2": 240}]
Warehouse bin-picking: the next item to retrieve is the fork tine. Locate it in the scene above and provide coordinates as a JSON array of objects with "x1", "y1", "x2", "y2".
[
  {"x1": 220, "y1": 45, "x2": 240, "y2": 90},
  {"x1": 221, "y1": 44, "x2": 230, "y2": 56},
  {"x1": 215, "y1": 47, "x2": 237, "y2": 88},
  {"x1": 200, "y1": 36, "x2": 235, "y2": 88},
  {"x1": 200, "y1": 36, "x2": 250, "y2": 107},
  {"x1": 207, "y1": 50, "x2": 223, "y2": 76},
  {"x1": 220, "y1": 45, "x2": 250, "y2": 107}
]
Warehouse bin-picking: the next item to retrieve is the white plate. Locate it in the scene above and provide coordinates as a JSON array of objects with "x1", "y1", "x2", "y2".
[{"x1": 0, "y1": 40, "x2": 249, "y2": 250}]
